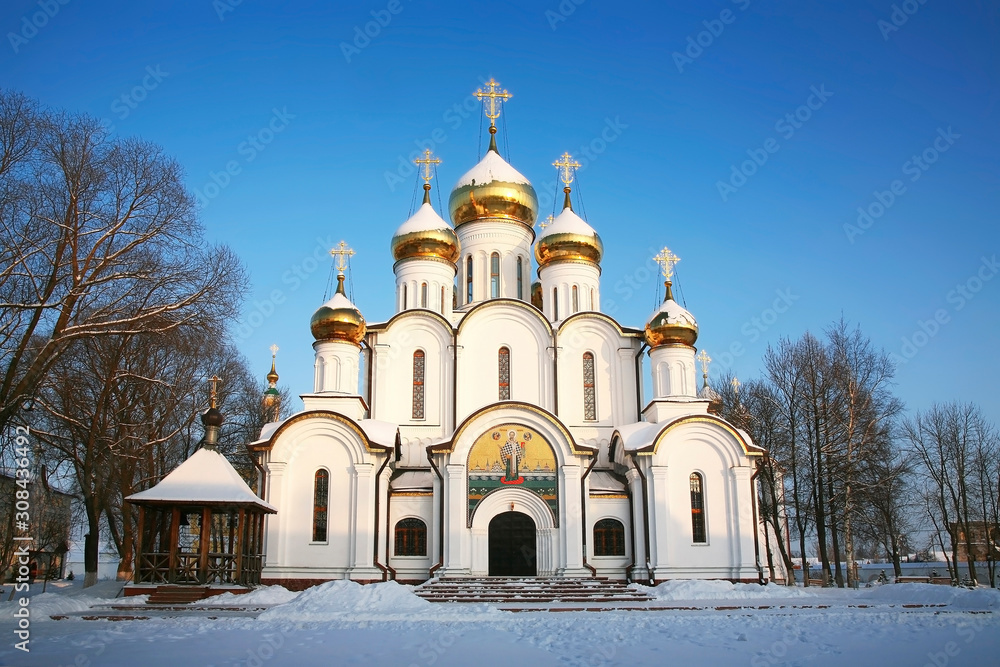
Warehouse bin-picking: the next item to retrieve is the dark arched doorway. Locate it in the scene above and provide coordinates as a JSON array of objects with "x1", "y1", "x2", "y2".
[{"x1": 488, "y1": 511, "x2": 537, "y2": 576}]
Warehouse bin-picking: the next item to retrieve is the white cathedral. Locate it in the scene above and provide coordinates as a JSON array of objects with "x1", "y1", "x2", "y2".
[{"x1": 249, "y1": 80, "x2": 768, "y2": 588}]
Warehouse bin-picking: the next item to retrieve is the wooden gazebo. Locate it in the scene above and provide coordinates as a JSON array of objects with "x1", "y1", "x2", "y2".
[{"x1": 124, "y1": 397, "x2": 276, "y2": 599}]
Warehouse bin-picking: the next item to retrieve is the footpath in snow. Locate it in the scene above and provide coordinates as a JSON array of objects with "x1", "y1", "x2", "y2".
[{"x1": 0, "y1": 578, "x2": 997, "y2": 666}]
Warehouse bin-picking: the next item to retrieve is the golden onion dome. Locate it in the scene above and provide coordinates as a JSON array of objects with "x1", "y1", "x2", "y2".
[
  {"x1": 391, "y1": 186, "x2": 460, "y2": 264},
  {"x1": 310, "y1": 275, "x2": 366, "y2": 345},
  {"x1": 534, "y1": 189, "x2": 603, "y2": 268},
  {"x1": 644, "y1": 282, "x2": 699, "y2": 348},
  {"x1": 448, "y1": 131, "x2": 538, "y2": 229},
  {"x1": 266, "y1": 359, "x2": 279, "y2": 385}
]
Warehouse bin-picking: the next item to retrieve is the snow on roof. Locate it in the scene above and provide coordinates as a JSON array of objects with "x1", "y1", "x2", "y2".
[
  {"x1": 390, "y1": 470, "x2": 434, "y2": 491},
  {"x1": 614, "y1": 421, "x2": 661, "y2": 451},
  {"x1": 454, "y1": 148, "x2": 530, "y2": 188},
  {"x1": 357, "y1": 419, "x2": 399, "y2": 447},
  {"x1": 393, "y1": 202, "x2": 453, "y2": 236},
  {"x1": 537, "y1": 205, "x2": 598, "y2": 239},
  {"x1": 126, "y1": 448, "x2": 276, "y2": 511},
  {"x1": 589, "y1": 470, "x2": 626, "y2": 493}
]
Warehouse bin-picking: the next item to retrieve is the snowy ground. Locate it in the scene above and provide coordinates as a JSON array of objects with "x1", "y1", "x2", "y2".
[{"x1": 0, "y1": 579, "x2": 997, "y2": 666}]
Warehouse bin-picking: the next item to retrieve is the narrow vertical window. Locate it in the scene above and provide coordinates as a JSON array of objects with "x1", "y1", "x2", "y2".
[
  {"x1": 466, "y1": 255, "x2": 473, "y2": 303},
  {"x1": 420, "y1": 282, "x2": 428, "y2": 308},
  {"x1": 517, "y1": 256, "x2": 524, "y2": 300},
  {"x1": 553, "y1": 287, "x2": 559, "y2": 320},
  {"x1": 590, "y1": 288, "x2": 595, "y2": 310},
  {"x1": 401, "y1": 283, "x2": 407, "y2": 309},
  {"x1": 572, "y1": 285, "x2": 579, "y2": 313},
  {"x1": 440, "y1": 286, "x2": 446, "y2": 314},
  {"x1": 498, "y1": 347, "x2": 510, "y2": 400},
  {"x1": 690, "y1": 473, "x2": 706, "y2": 543},
  {"x1": 490, "y1": 252, "x2": 500, "y2": 298},
  {"x1": 412, "y1": 351, "x2": 425, "y2": 419},
  {"x1": 313, "y1": 470, "x2": 329, "y2": 542},
  {"x1": 583, "y1": 352, "x2": 596, "y2": 420}
]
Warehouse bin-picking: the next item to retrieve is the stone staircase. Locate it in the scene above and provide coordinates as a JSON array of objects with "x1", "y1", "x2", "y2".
[
  {"x1": 146, "y1": 586, "x2": 218, "y2": 605},
  {"x1": 414, "y1": 577, "x2": 657, "y2": 610}
]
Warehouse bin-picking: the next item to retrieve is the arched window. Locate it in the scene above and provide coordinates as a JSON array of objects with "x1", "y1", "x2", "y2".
[
  {"x1": 582, "y1": 352, "x2": 596, "y2": 421},
  {"x1": 690, "y1": 473, "x2": 706, "y2": 543},
  {"x1": 553, "y1": 287, "x2": 559, "y2": 320},
  {"x1": 590, "y1": 287, "x2": 595, "y2": 310},
  {"x1": 394, "y1": 518, "x2": 427, "y2": 556},
  {"x1": 466, "y1": 255, "x2": 473, "y2": 303},
  {"x1": 498, "y1": 347, "x2": 510, "y2": 400},
  {"x1": 490, "y1": 252, "x2": 500, "y2": 298},
  {"x1": 572, "y1": 285, "x2": 579, "y2": 313},
  {"x1": 420, "y1": 282, "x2": 428, "y2": 308},
  {"x1": 312, "y1": 470, "x2": 329, "y2": 542},
  {"x1": 401, "y1": 283, "x2": 407, "y2": 309},
  {"x1": 594, "y1": 518, "x2": 625, "y2": 556},
  {"x1": 516, "y1": 256, "x2": 524, "y2": 300},
  {"x1": 412, "y1": 351, "x2": 425, "y2": 419},
  {"x1": 440, "y1": 285, "x2": 445, "y2": 314}
]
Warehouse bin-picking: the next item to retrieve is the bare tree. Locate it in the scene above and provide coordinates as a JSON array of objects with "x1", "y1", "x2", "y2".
[{"x1": 0, "y1": 89, "x2": 246, "y2": 435}]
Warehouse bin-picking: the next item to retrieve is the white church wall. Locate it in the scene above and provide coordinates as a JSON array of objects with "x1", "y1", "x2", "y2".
[
  {"x1": 646, "y1": 425, "x2": 759, "y2": 581},
  {"x1": 455, "y1": 304, "x2": 553, "y2": 421},
  {"x1": 587, "y1": 497, "x2": 631, "y2": 579}
]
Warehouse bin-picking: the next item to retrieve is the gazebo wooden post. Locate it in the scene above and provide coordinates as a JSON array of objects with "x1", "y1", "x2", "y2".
[
  {"x1": 168, "y1": 507, "x2": 180, "y2": 584},
  {"x1": 134, "y1": 506, "x2": 145, "y2": 584},
  {"x1": 234, "y1": 508, "x2": 246, "y2": 584},
  {"x1": 198, "y1": 506, "x2": 211, "y2": 585}
]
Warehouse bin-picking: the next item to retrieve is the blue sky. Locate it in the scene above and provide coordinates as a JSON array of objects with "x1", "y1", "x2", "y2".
[{"x1": 3, "y1": 0, "x2": 998, "y2": 425}]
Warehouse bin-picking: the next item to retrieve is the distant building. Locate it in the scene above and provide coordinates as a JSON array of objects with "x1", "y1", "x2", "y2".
[
  {"x1": 0, "y1": 472, "x2": 72, "y2": 581},
  {"x1": 950, "y1": 522, "x2": 1000, "y2": 562}
]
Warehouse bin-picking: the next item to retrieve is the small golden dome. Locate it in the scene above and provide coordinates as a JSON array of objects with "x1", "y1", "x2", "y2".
[
  {"x1": 645, "y1": 282, "x2": 698, "y2": 348},
  {"x1": 534, "y1": 190, "x2": 602, "y2": 268},
  {"x1": 391, "y1": 186, "x2": 460, "y2": 264},
  {"x1": 449, "y1": 132, "x2": 538, "y2": 228},
  {"x1": 266, "y1": 359, "x2": 279, "y2": 385},
  {"x1": 310, "y1": 275, "x2": 366, "y2": 345}
]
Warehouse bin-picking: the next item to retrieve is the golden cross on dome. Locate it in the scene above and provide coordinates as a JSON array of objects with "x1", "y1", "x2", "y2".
[
  {"x1": 553, "y1": 152, "x2": 581, "y2": 187},
  {"x1": 731, "y1": 377, "x2": 741, "y2": 395},
  {"x1": 208, "y1": 374, "x2": 221, "y2": 408},
  {"x1": 474, "y1": 78, "x2": 512, "y2": 126},
  {"x1": 539, "y1": 214, "x2": 554, "y2": 230},
  {"x1": 414, "y1": 149, "x2": 441, "y2": 184},
  {"x1": 653, "y1": 247, "x2": 681, "y2": 281},
  {"x1": 329, "y1": 240, "x2": 355, "y2": 275},
  {"x1": 270, "y1": 343, "x2": 279, "y2": 360},
  {"x1": 697, "y1": 349, "x2": 712, "y2": 377}
]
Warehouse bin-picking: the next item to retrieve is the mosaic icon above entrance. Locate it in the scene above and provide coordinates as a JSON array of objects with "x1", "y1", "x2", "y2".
[{"x1": 467, "y1": 424, "x2": 558, "y2": 526}]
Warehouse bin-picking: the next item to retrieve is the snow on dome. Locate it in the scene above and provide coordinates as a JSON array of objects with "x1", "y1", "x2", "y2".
[
  {"x1": 454, "y1": 148, "x2": 530, "y2": 188},
  {"x1": 393, "y1": 202, "x2": 452, "y2": 236},
  {"x1": 644, "y1": 292, "x2": 698, "y2": 347},
  {"x1": 126, "y1": 447, "x2": 276, "y2": 511},
  {"x1": 538, "y1": 206, "x2": 597, "y2": 239}
]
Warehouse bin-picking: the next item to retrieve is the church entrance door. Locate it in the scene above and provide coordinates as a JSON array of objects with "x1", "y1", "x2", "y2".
[{"x1": 488, "y1": 511, "x2": 536, "y2": 576}]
